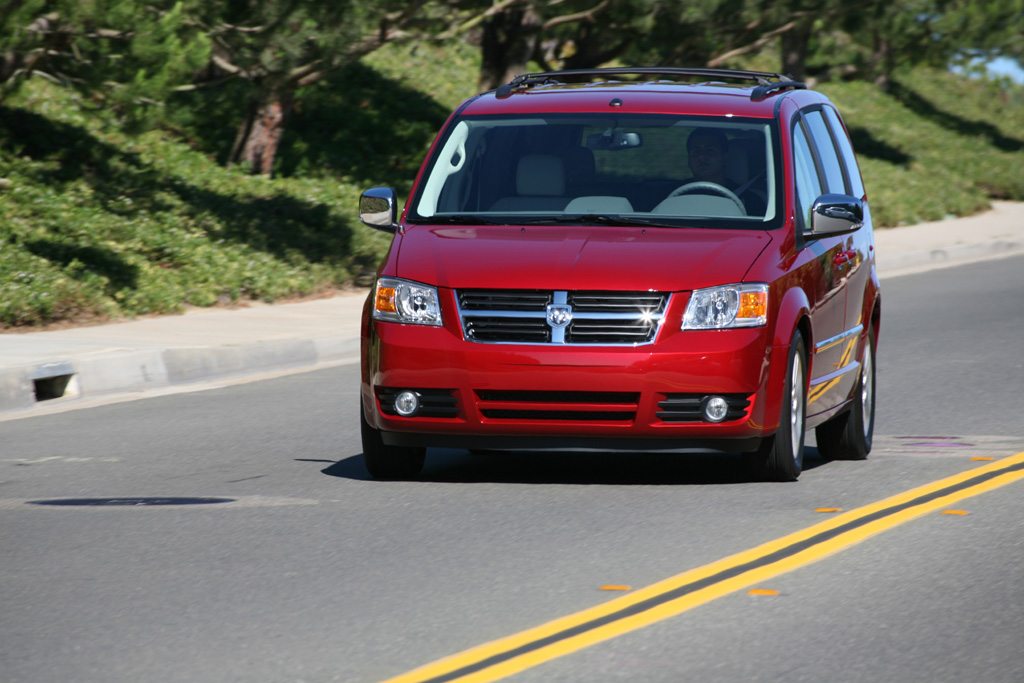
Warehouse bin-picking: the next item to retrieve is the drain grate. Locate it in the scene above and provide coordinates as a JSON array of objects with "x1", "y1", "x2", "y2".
[
  {"x1": 30, "y1": 361, "x2": 78, "y2": 402},
  {"x1": 28, "y1": 497, "x2": 236, "y2": 507}
]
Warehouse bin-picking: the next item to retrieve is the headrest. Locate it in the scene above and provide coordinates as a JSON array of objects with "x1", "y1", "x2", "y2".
[{"x1": 516, "y1": 155, "x2": 565, "y2": 196}]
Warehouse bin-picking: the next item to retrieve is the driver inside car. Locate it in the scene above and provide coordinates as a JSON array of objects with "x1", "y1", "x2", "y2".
[{"x1": 685, "y1": 128, "x2": 767, "y2": 216}]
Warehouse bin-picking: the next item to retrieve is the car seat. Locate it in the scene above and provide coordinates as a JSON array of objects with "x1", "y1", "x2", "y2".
[{"x1": 489, "y1": 155, "x2": 569, "y2": 211}]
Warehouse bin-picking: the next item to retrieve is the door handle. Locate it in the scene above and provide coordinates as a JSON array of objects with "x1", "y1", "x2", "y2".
[{"x1": 832, "y1": 252, "x2": 852, "y2": 268}]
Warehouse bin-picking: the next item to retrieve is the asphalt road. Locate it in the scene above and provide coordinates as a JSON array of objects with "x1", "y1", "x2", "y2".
[{"x1": 2, "y1": 256, "x2": 1023, "y2": 683}]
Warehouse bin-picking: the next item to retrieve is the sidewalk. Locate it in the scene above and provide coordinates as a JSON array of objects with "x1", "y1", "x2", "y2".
[
  {"x1": 2, "y1": 201, "x2": 1022, "y2": 417},
  {"x1": 873, "y1": 200, "x2": 1024, "y2": 276}
]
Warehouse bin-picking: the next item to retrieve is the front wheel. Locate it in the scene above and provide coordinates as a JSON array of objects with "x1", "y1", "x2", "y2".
[
  {"x1": 816, "y1": 326, "x2": 876, "y2": 461},
  {"x1": 744, "y1": 331, "x2": 807, "y2": 482},
  {"x1": 360, "y1": 402, "x2": 426, "y2": 480}
]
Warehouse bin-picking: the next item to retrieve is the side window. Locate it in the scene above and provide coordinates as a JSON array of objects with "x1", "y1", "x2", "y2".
[
  {"x1": 804, "y1": 110, "x2": 846, "y2": 194},
  {"x1": 823, "y1": 106, "x2": 866, "y2": 199},
  {"x1": 792, "y1": 120, "x2": 822, "y2": 231}
]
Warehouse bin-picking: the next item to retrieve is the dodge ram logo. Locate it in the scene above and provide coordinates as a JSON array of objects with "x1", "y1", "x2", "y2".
[{"x1": 546, "y1": 304, "x2": 573, "y2": 328}]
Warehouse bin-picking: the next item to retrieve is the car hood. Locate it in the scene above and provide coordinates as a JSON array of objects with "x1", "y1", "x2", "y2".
[{"x1": 394, "y1": 225, "x2": 774, "y2": 291}]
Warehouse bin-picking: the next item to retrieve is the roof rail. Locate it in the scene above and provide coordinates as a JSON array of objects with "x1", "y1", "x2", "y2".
[{"x1": 493, "y1": 67, "x2": 807, "y2": 101}]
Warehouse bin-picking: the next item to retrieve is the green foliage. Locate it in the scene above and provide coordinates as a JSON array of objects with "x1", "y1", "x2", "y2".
[
  {"x1": 275, "y1": 42, "x2": 478, "y2": 189},
  {"x1": 819, "y1": 68, "x2": 1024, "y2": 226},
  {"x1": 0, "y1": 79, "x2": 388, "y2": 328},
  {"x1": 0, "y1": 0, "x2": 51, "y2": 99},
  {"x1": 191, "y1": 0, "x2": 359, "y2": 87},
  {"x1": 0, "y1": 0, "x2": 211, "y2": 127}
]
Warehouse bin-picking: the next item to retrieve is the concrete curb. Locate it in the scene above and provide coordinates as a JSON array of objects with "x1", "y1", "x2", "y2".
[
  {"x1": 0, "y1": 291, "x2": 367, "y2": 417},
  {"x1": 0, "y1": 335, "x2": 360, "y2": 415},
  {"x1": 877, "y1": 239, "x2": 1023, "y2": 278}
]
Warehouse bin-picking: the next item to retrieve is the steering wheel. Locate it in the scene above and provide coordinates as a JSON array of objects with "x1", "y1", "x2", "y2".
[{"x1": 666, "y1": 181, "x2": 746, "y2": 215}]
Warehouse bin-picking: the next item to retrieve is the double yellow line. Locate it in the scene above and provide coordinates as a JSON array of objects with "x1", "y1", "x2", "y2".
[{"x1": 382, "y1": 451, "x2": 1024, "y2": 683}]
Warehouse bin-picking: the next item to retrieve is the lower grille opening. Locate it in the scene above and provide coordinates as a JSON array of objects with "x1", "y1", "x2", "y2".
[
  {"x1": 475, "y1": 390, "x2": 639, "y2": 404},
  {"x1": 480, "y1": 410, "x2": 635, "y2": 421},
  {"x1": 475, "y1": 389, "x2": 639, "y2": 422}
]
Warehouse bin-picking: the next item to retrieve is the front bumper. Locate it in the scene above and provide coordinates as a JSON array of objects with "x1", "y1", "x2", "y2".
[{"x1": 361, "y1": 303, "x2": 788, "y2": 452}]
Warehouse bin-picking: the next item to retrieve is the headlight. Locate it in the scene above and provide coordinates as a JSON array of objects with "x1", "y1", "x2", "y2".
[
  {"x1": 682, "y1": 283, "x2": 768, "y2": 330},
  {"x1": 373, "y1": 278, "x2": 443, "y2": 326}
]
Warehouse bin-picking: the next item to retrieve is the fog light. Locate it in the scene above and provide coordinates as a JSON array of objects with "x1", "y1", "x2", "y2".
[
  {"x1": 704, "y1": 396, "x2": 729, "y2": 423},
  {"x1": 394, "y1": 391, "x2": 420, "y2": 417}
]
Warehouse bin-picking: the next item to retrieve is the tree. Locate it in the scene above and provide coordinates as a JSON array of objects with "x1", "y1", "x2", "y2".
[
  {"x1": 0, "y1": 0, "x2": 210, "y2": 124},
  {"x1": 853, "y1": 0, "x2": 1024, "y2": 89},
  {"x1": 699, "y1": 0, "x2": 857, "y2": 81},
  {"x1": 470, "y1": 0, "x2": 629, "y2": 91},
  {"x1": 0, "y1": 0, "x2": 49, "y2": 101},
  {"x1": 538, "y1": 0, "x2": 656, "y2": 73},
  {"x1": 181, "y1": 1, "x2": 442, "y2": 175}
]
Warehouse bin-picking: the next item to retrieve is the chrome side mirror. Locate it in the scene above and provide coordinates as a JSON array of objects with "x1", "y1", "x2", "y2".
[
  {"x1": 810, "y1": 194, "x2": 864, "y2": 236},
  {"x1": 358, "y1": 187, "x2": 398, "y2": 233}
]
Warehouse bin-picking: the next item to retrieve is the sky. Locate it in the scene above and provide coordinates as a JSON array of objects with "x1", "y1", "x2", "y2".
[{"x1": 977, "y1": 56, "x2": 1024, "y2": 84}]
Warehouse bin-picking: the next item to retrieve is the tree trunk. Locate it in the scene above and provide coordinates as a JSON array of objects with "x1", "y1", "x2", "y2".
[
  {"x1": 871, "y1": 32, "x2": 892, "y2": 92},
  {"x1": 231, "y1": 87, "x2": 293, "y2": 176},
  {"x1": 478, "y1": 6, "x2": 542, "y2": 92},
  {"x1": 562, "y1": 24, "x2": 634, "y2": 70},
  {"x1": 780, "y1": 22, "x2": 810, "y2": 82}
]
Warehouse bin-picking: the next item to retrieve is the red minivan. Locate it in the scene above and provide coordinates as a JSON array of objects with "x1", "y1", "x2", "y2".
[{"x1": 358, "y1": 68, "x2": 880, "y2": 481}]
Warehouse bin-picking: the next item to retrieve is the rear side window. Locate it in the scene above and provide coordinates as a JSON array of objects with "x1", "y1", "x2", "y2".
[{"x1": 822, "y1": 107, "x2": 866, "y2": 199}]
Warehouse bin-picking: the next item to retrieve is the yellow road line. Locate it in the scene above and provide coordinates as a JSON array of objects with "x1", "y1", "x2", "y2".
[{"x1": 381, "y1": 451, "x2": 1024, "y2": 683}]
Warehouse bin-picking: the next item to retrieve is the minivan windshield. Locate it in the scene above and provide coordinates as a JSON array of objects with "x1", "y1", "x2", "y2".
[{"x1": 409, "y1": 113, "x2": 781, "y2": 229}]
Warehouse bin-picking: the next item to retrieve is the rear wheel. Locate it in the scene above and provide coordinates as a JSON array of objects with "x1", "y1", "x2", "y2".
[
  {"x1": 744, "y1": 331, "x2": 807, "y2": 482},
  {"x1": 360, "y1": 402, "x2": 426, "y2": 480},
  {"x1": 816, "y1": 326, "x2": 875, "y2": 461}
]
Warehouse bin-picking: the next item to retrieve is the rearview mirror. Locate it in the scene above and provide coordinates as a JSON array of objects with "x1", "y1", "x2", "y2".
[
  {"x1": 586, "y1": 129, "x2": 643, "y2": 151},
  {"x1": 810, "y1": 194, "x2": 863, "y2": 236},
  {"x1": 359, "y1": 187, "x2": 398, "y2": 232}
]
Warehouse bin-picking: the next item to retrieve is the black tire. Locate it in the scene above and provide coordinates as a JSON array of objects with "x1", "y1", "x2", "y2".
[
  {"x1": 816, "y1": 326, "x2": 876, "y2": 461},
  {"x1": 744, "y1": 330, "x2": 807, "y2": 482},
  {"x1": 360, "y1": 402, "x2": 426, "y2": 480}
]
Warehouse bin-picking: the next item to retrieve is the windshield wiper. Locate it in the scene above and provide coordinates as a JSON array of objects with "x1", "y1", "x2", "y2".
[
  {"x1": 418, "y1": 214, "x2": 508, "y2": 225},
  {"x1": 522, "y1": 214, "x2": 679, "y2": 228},
  {"x1": 422, "y1": 213, "x2": 683, "y2": 228}
]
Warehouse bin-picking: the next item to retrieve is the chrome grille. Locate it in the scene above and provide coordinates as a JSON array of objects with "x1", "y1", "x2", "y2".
[
  {"x1": 459, "y1": 290, "x2": 551, "y2": 311},
  {"x1": 457, "y1": 289, "x2": 669, "y2": 345},
  {"x1": 463, "y1": 316, "x2": 551, "y2": 343}
]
